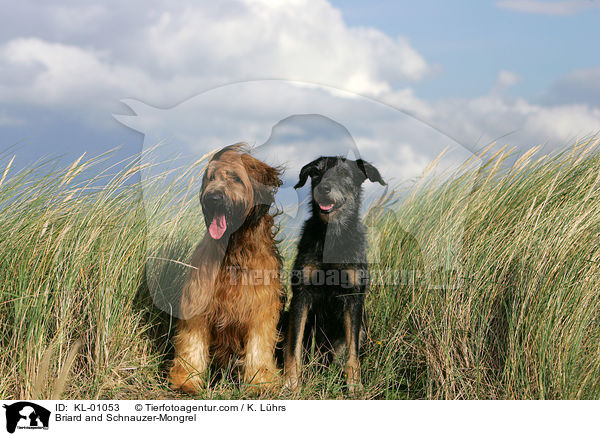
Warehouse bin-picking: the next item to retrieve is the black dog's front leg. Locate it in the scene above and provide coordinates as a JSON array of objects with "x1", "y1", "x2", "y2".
[
  {"x1": 342, "y1": 268, "x2": 367, "y2": 393},
  {"x1": 343, "y1": 298, "x2": 363, "y2": 393},
  {"x1": 284, "y1": 292, "x2": 310, "y2": 391}
]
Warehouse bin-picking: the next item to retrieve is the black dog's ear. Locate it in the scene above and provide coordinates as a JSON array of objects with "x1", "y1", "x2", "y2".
[
  {"x1": 356, "y1": 159, "x2": 386, "y2": 185},
  {"x1": 294, "y1": 158, "x2": 323, "y2": 189}
]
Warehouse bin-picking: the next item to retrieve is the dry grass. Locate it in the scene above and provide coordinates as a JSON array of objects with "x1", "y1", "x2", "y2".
[{"x1": 1, "y1": 138, "x2": 599, "y2": 399}]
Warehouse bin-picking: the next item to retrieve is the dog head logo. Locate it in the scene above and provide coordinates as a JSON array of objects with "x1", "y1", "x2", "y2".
[{"x1": 3, "y1": 402, "x2": 50, "y2": 434}]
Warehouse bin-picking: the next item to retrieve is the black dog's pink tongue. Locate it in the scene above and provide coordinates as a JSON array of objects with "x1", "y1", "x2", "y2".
[
  {"x1": 209, "y1": 215, "x2": 227, "y2": 239},
  {"x1": 319, "y1": 203, "x2": 334, "y2": 211}
]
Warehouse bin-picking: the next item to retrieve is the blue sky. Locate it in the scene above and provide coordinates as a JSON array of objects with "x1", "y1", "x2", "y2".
[
  {"x1": 1, "y1": 0, "x2": 599, "y2": 173},
  {"x1": 331, "y1": 0, "x2": 600, "y2": 100}
]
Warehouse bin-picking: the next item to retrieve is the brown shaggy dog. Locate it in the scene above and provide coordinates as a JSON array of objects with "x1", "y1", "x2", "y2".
[{"x1": 168, "y1": 144, "x2": 283, "y2": 393}]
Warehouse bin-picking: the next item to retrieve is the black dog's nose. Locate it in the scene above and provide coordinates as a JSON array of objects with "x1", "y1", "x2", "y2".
[{"x1": 319, "y1": 183, "x2": 331, "y2": 194}]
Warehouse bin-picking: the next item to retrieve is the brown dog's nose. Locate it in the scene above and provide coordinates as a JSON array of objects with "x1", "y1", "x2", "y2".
[{"x1": 204, "y1": 191, "x2": 224, "y2": 208}]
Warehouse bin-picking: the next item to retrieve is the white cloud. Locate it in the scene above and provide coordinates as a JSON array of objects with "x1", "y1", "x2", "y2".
[
  {"x1": 522, "y1": 103, "x2": 600, "y2": 140},
  {"x1": 0, "y1": 38, "x2": 155, "y2": 117},
  {"x1": 491, "y1": 70, "x2": 520, "y2": 95},
  {"x1": 542, "y1": 67, "x2": 600, "y2": 107},
  {"x1": 379, "y1": 88, "x2": 434, "y2": 118},
  {"x1": 0, "y1": 0, "x2": 430, "y2": 120},
  {"x1": 496, "y1": 0, "x2": 600, "y2": 15},
  {"x1": 429, "y1": 94, "x2": 600, "y2": 152}
]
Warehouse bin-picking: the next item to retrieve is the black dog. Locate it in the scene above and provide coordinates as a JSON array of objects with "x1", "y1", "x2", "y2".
[{"x1": 284, "y1": 156, "x2": 385, "y2": 392}]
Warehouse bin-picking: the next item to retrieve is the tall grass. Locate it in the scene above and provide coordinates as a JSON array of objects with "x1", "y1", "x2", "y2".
[{"x1": 1, "y1": 139, "x2": 599, "y2": 399}]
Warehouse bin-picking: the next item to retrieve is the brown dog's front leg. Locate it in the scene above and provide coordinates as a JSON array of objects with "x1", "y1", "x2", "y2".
[
  {"x1": 244, "y1": 315, "x2": 280, "y2": 393},
  {"x1": 169, "y1": 317, "x2": 210, "y2": 393},
  {"x1": 284, "y1": 301, "x2": 308, "y2": 391}
]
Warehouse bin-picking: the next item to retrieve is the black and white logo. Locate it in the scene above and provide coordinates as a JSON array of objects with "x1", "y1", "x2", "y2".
[{"x1": 2, "y1": 402, "x2": 50, "y2": 434}]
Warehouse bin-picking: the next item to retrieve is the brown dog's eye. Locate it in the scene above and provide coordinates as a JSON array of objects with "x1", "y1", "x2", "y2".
[{"x1": 232, "y1": 175, "x2": 242, "y2": 183}]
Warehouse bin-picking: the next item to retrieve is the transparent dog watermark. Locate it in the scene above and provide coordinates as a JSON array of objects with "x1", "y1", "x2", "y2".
[{"x1": 114, "y1": 80, "x2": 481, "y2": 319}]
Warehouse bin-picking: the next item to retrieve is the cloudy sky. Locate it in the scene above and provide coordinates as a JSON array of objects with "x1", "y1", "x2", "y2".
[{"x1": 1, "y1": 0, "x2": 600, "y2": 177}]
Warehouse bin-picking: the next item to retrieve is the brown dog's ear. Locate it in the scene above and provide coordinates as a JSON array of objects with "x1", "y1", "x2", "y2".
[
  {"x1": 294, "y1": 157, "x2": 324, "y2": 189},
  {"x1": 241, "y1": 153, "x2": 282, "y2": 192},
  {"x1": 356, "y1": 159, "x2": 386, "y2": 185},
  {"x1": 241, "y1": 153, "x2": 282, "y2": 224}
]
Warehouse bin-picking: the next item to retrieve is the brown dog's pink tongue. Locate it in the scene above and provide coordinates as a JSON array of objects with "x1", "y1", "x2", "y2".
[{"x1": 209, "y1": 215, "x2": 227, "y2": 239}]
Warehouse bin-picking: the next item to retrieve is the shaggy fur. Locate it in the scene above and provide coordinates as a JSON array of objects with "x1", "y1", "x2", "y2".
[
  {"x1": 284, "y1": 156, "x2": 385, "y2": 393},
  {"x1": 169, "y1": 144, "x2": 283, "y2": 393}
]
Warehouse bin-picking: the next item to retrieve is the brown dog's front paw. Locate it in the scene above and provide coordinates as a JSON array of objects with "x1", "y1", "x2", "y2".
[
  {"x1": 244, "y1": 368, "x2": 281, "y2": 395},
  {"x1": 168, "y1": 363, "x2": 205, "y2": 394}
]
